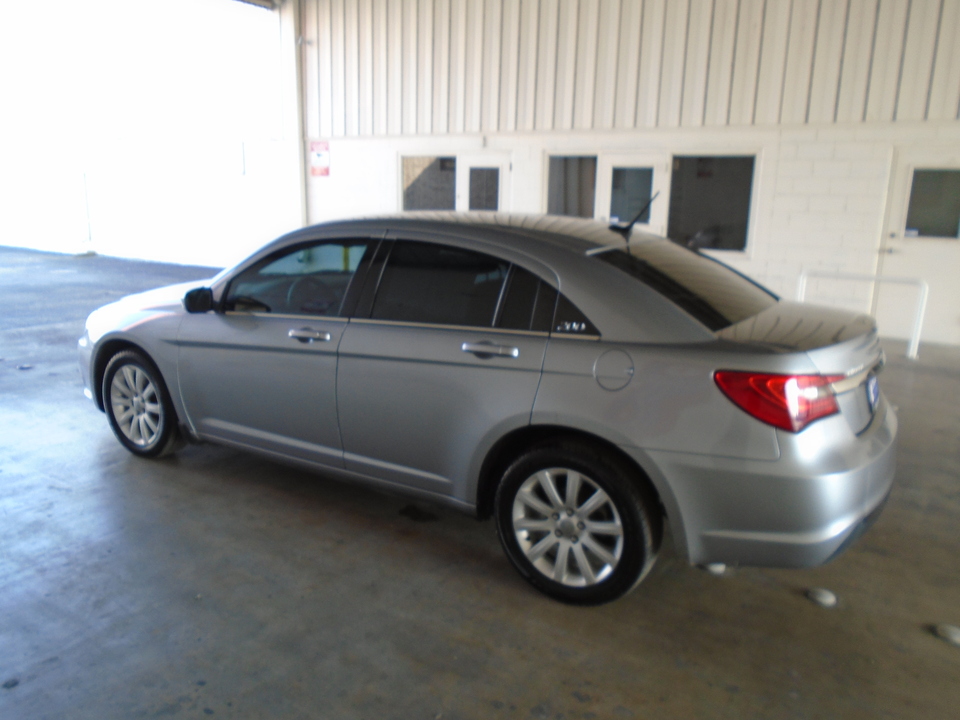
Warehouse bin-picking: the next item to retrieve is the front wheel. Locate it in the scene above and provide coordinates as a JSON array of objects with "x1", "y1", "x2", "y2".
[
  {"x1": 102, "y1": 349, "x2": 180, "y2": 458},
  {"x1": 494, "y1": 442, "x2": 661, "y2": 605}
]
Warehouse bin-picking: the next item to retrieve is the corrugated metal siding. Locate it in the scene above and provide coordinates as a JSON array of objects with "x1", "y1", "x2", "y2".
[{"x1": 300, "y1": 0, "x2": 960, "y2": 137}]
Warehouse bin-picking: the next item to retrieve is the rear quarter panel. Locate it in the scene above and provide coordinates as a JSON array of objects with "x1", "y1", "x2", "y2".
[{"x1": 530, "y1": 337, "x2": 818, "y2": 559}]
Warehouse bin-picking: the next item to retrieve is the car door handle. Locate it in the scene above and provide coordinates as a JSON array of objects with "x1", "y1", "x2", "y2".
[
  {"x1": 461, "y1": 341, "x2": 520, "y2": 358},
  {"x1": 288, "y1": 328, "x2": 332, "y2": 343}
]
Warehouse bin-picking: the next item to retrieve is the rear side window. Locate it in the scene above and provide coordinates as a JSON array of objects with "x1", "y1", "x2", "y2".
[
  {"x1": 596, "y1": 241, "x2": 776, "y2": 331},
  {"x1": 371, "y1": 241, "x2": 509, "y2": 327},
  {"x1": 497, "y1": 266, "x2": 598, "y2": 335},
  {"x1": 497, "y1": 267, "x2": 557, "y2": 332}
]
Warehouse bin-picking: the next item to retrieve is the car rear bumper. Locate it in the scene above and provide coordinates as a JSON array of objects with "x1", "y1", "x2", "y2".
[{"x1": 632, "y1": 397, "x2": 898, "y2": 568}]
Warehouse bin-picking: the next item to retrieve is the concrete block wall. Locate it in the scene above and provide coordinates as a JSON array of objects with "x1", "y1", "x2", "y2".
[
  {"x1": 716, "y1": 127, "x2": 894, "y2": 314},
  {"x1": 303, "y1": 118, "x2": 958, "y2": 344}
]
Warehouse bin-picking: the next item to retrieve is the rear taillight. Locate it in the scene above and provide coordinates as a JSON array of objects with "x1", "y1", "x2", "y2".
[{"x1": 714, "y1": 371, "x2": 845, "y2": 433}]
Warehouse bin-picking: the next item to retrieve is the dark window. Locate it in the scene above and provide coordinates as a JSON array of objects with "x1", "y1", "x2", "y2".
[
  {"x1": 533, "y1": 284, "x2": 559, "y2": 333},
  {"x1": 225, "y1": 240, "x2": 370, "y2": 316},
  {"x1": 548, "y1": 156, "x2": 597, "y2": 217},
  {"x1": 497, "y1": 267, "x2": 558, "y2": 332},
  {"x1": 403, "y1": 156, "x2": 456, "y2": 210},
  {"x1": 905, "y1": 169, "x2": 960, "y2": 238},
  {"x1": 371, "y1": 241, "x2": 509, "y2": 327},
  {"x1": 595, "y1": 241, "x2": 776, "y2": 331},
  {"x1": 667, "y1": 156, "x2": 755, "y2": 250},
  {"x1": 469, "y1": 168, "x2": 500, "y2": 210}
]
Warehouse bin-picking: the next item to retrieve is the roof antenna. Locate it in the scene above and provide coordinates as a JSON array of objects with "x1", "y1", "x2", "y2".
[{"x1": 609, "y1": 191, "x2": 659, "y2": 239}]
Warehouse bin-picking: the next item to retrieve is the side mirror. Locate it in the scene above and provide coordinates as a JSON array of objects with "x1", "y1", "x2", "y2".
[{"x1": 183, "y1": 287, "x2": 213, "y2": 313}]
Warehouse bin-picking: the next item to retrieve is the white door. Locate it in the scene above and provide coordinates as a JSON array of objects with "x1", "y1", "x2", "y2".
[
  {"x1": 876, "y1": 147, "x2": 960, "y2": 347},
  {"x1": 594, "y1": 153, "x2": 672, "y2": 235},
  {"x1": 456, "y1": 153, "x2": 511, "y2": 212}
]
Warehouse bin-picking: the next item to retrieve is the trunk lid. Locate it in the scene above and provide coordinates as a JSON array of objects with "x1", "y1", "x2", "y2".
[{"x1": 717, "y1": 300, "x2": 885, "y2": 434}]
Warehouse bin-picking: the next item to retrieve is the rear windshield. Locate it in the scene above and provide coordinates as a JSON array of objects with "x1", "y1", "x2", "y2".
[{"x1": 595, "y1": 241, "x2": 777, "y2": 331}]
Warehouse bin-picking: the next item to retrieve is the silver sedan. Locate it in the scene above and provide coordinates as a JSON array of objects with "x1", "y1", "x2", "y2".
[{"x1": 79, "y1": 214, "x2": 897, "y2": 604}]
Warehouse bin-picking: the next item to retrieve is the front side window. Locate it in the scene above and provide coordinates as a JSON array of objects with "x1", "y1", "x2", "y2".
[
  {"x1": 225, "y1": 240, "x2": 370, "y2": 316},
  {"x1": 371, "y1": 241, "x2": 509, "y2": 327}
]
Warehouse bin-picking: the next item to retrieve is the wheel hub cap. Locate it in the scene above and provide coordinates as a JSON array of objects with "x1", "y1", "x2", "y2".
[
  {"x1": 110, "y1": 364, "x2": 162, "y2": 448},
  {"x1": 511, "y1": 468, "x2": 624, "y2": 587},
  {"x1": 558, "y1": 518, "x2": 577, "y2": 538}
]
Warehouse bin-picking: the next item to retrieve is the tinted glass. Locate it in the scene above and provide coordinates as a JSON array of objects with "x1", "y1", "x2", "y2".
[
  {"x1": 497, "y1": 267, "x2": 562, "y2": 333},
  {"x1": 226, "y1": 240, "x2": 370, "y2": 316},
  {"x1": 497, "y1": 267, "x2": 541, "y2": 330},
  {"x1": 532, "y1": 284, "x2": 558, "y2": 333},
  {"x1": 371, "y1": 241, "x2": 509, "y2": 327},
  {"x1": 596, "y1": 241, "x2": 776, "y2": 331}
]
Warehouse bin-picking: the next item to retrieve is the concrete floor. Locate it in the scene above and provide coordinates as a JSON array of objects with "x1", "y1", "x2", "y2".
[{"x1": 1, "y1": 245, "x2": 958, "y2": 720}]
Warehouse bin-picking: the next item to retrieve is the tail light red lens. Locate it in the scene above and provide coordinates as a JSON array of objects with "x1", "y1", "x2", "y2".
[{"x1": 714, "y1": 371, "x2": 845, "y2": 433}]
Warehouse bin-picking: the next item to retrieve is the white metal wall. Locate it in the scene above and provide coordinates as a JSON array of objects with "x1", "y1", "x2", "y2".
[{"x1": 300, "y1": 0, "x2": 960, "y2": 138}]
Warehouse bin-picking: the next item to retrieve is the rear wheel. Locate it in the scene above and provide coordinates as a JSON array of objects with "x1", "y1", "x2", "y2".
[
  {"x1": 102, "y1": 350, "x2": 180, "y2": 458},
  {"x1": 495, "y1": 441, "x2": 660, "y2": 605}
]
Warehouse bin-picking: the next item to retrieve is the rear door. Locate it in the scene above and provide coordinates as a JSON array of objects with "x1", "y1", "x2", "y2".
[{"x1": 336, "y1": 236, "x2": 553, "y2": 502}]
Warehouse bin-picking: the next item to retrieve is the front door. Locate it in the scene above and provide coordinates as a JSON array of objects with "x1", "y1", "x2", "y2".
[
  {"x1": 876, "y1": 147, "x2": 960, "y2": 346},
  {"x1": 177, "y1": 237, "x2": 374, "y2": 466},
  {"x1": 336, "y1": 236, "x2": 551, "y2": 501},
  {"x1": 594, "y1": 153, "x2": 671, "y2": 234}
]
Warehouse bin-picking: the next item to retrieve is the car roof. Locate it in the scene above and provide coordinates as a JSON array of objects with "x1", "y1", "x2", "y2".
[
  {"x1": 245, "y1": 213, "x2": 716, "y2": 344},
  {"x1": 291, "y1": 212, "x2": 670, "y2": 254}
]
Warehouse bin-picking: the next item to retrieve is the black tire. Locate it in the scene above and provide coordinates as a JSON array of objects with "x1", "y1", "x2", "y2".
[
  {"x1": 494, "y1": 441, "x2": 661, "y2": 605},
  {"x1": 102, "y1": 349, "x2": 181, "y2": 458}
]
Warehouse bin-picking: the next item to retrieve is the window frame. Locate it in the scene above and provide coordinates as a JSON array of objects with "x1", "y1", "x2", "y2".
[
  {"x1": 348, "y1": 235, "x2": 599, "y2": 337},
  {"x1": 358, "y1": 238, "x2": 513, "y2": 329}
]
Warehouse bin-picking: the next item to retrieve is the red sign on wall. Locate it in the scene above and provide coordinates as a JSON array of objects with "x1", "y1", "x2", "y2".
[{"x1": 309, "y1": 141, "x2": 330, "y2": 176}]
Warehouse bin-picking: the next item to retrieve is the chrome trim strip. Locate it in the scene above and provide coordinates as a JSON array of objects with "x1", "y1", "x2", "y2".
[
  {"x1": 831, "y1": 358, "x2": 884, "y2": 395},
  {"x1": 547, "y1": 332, "x2": 602, "y2": 341},
  {"x1": 225, "y1": 311, "x2": 349, "y2": 322},
  {"x1": 348, "y1": 317, "x2": 550, "y2": 337}
]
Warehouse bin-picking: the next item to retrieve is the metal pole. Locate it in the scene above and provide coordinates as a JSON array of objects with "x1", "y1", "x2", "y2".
[
  {"x1": 795, "y1": 270, "x2": 928, "y2": 360},
  {"x1": 907, "y1": 281, "x2": 929, "y2": 360}
]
